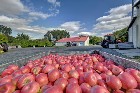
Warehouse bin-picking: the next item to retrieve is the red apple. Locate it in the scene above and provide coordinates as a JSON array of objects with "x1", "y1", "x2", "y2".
[
  {"x1": 60, "y1": 71, "x2": 69, "y2": 79},
  {"x1": 42, "y1": 65, "x2": 55, "y2": 74},
  {"x1": 12, "y1": 70, "x2": 23, "y2": 77},
  {"x1": 113, "y1": 90, "x2": 125, "y2": 93},
  {"x1": 84, "y1": 72, "x2": 97, "y2": 86},
  {"x1": 126, "y1": 89, "x2": 140, "y2": 93},
  {"x1": 0, "y1": 82, "x2": 16, "y2": 93},
  {"x1": 0, "y1": 75, "x2": 13, "y2": 84},
  {"x1": 112, "y1": 66, "x2": 123, "y2": 76},
  {"x1": 1, "y1": 69, "x2": 14, "y2": 77},
  {"x1": 17, "y1": 73, "x2": 35, "y2": 89},
  {"x1": 97, "y1": 79, "x2": 107, "y2": 89},
  {"x1": 118, "y1": 72, "x2": 138, "y2": 89},
  {"x1": 7, "y1": 64, "x2": 19, "y2": 71},
  {"x1": 80, "y1": 83, "x2": 91, "y2": 93},
  {"x1": 31, "y1": 66, "x2": 42, "y2": 75},
  {"x1": 21, "y1": 81, "x2": 40, "y2": 93},
  {"x1": 12, "y1": 74, "x2": 23, "y2": 86},
  {"x1": 40, "y1": 85, "x2": 52, "y2": 93},
  {"x1": 13, "y1": 90, "x2": 21, "y2": 93},
  {"x1": 127, "y1": 69, "x2": 140, "y2": 83},
  {"x1": 43, "y1": 85, "x2": 63, "y2": 93},
  {"x1": 48, "y1": 69, "x2": 60, "y2": 82},
  {"x1": 35, "y1": 73, "x2": 48, "y2": 87},
  {"x1": 106, "y1": 75, "x2": 122, "y2": 90},
  {"x1": 90, "y1": 85, "x2": 109, "y2": 93},
  {"x1": 66, "y1": 83, "x2": 82, "y2": 93},
  {"x1": 94, "y1": 63, "x2": 104, "y2": 73},
  {"x1": 69, "y1": 70, "x2": 79, "y2": 79},
  {"x1": 54, "y1": 78, "x2": 68, "y2": 90},
  {"x1": 61, "y1": 64, "x2": 72, "y2": 72},
  {"x1": 20, "y1": 66, "x2": 30, "y2": 74}
]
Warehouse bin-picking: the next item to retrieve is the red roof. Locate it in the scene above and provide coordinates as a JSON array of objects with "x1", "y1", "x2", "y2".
[{"x1": 56, "y1": 36, "x2": 89, "y2": 43}]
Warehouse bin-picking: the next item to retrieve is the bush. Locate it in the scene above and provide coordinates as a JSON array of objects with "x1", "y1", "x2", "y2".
[{"x1": 0, "y1": 34, "x2": 8, "y2": 43}]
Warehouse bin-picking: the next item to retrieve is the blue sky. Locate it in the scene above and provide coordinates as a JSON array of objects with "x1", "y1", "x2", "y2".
[{"x1": 0, "y1": 0, "x2": 133, "y2": 39}]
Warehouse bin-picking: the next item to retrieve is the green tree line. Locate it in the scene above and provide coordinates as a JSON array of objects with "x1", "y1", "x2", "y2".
[
  {"x1": 113, "y1": 27, "x2": 128, "y2": 42},
  {"x1": 0, "y1": 25, "x2": 70, "y2": 48}
]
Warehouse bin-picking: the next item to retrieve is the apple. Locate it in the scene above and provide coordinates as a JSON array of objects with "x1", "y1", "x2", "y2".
[
  {"x1": 21, "y1": 81, "x2": 40, "y2": 93},
  {"x1": 13, "y1": 90, "x2": 21, "y2": 93},
  {"x1": 90, "y1": 85, "x2": 109, "y2": 93},
  {"x1": 126, "y1": 89, "x2": 140, "y2": 93},
  {"x1": 66, "y1": 83, "x2": 82, "y2": 93},
  {"x1": 1, "y1": 69, "x2": 14, "y2": 77},
  {"x1": 127, "y1": 69, "x2": 140, "y2": 83},
  {"x1": 17, "y1": 73, "x2": 35, "y2": 89},
  {"x1": 106, "y1": 75, "x2": 122, "y2": 90},
  {"x1": 42, "y1": 65, "x2": 55, "y2": 74},
  {"x1": 68, "y1": 78, "x2": 78, "y2": 84},
  {"x1": 40, "y1": 85, "x2": 52, "y2": 93},
  {"x1": 48, "y1": 69, "x2": 60, "y2": 82},
  {"x1": 0, "y1": 82, "x2": 16, "y2": 93},
  {"x1": 31, "y1": 66, "x2": 42, "y2": 75},
  {"x1": 118, "y1": 72, "x2": 138, "y2": 89},
  {"x1": 69, "y1": 70, "x2": 79, "y2": 79},
  {"x1": 20, "y1": 66, "x2": 30, "y2": 74},
  {"x1": 43, "y1": 85, "x2": 63, "y2": 93},
  {"x1": 35, "y1": 73, "x2": 48, "y2": 87},
  {"x1": 7, "y1": 64, "x2": 19, "y2": 71},
  {"x1": 60, "y1": 71, "x2": 69, "y2": 79},
  {"x1": 112, "y1": 66, "x2": 123, "y2": 76},
  {"x1": 12, "y1": 70, "x2": 23, "y2": 77},
  {"x1": 0, "y1": 75, "x2": 13, "y2": 84},
  {"x1": 12, "y1": 74, "x2": 23, "y2": 86},
  {"x1": 97, "y1": 79, "x2": 107, "y2": 89},
  {"x1": 84, "y1": 72, "x2": 97, "y2": 86},
  {"x1": 80, "y1": 83, "x2": 91, "y2": 93},
  {"x1": 54, "y1": 78, "x2": 68, "y2": 90}
]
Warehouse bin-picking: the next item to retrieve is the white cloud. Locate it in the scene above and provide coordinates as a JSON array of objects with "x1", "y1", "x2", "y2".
[
  {"x1": 93, "y1": 4, "x2": 132, "y2": 36},
  {"x1": 0, "y1": 0, "x2": 61, "y2": 39},
  {"x1": 78, "y1": 32, "x2": 92, "y2": 36},
  {"x1": 29, "y1": 12, "x2": 52, "y2": 19},
  {"x1": 60, "y1": 21, "x2": 82, "y2": 32},
  {"x1": 0, "y1": 0, "x2": 28, "y2": 16},
  {"x1": 47, "y1": 0, "x2": 60, "y2": 7},
  {"x1": 109, "y1": 4, "x2": 132, "y2": 15}
]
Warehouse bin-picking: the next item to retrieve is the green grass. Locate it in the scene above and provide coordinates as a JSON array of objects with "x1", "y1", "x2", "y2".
[
  {"x1": 0, "y1": 50, "x2": 4, "y2": 54},
  {"x1": 133, "y1": 56, "x2": 140, "y2": 62}
]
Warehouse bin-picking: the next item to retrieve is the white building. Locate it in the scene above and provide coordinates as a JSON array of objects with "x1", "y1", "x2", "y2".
[
  {"x1": 128, "y1": 0, "x2": 140, "y2": 48},
  {"x1": 55, "y1": 36, "x2": 89, "y2": 46}
]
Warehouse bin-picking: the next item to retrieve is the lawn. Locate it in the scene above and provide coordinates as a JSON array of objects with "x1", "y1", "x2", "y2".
[{"x1": 133, "y1": 56, "x2": 140, "y2": 62}]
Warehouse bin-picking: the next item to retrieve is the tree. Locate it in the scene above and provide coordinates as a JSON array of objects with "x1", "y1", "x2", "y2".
[
  {"x1": 7, "y1": 36, "x2": 15, "y2": 43},
  {"x1": 89, "y1": 36, "x2": 103, "y2": 45},
  {"x1": 0, "y1": 34, "x2": 8, "y2": 43},
  {"x1": 113, "y1": 28, "x2": 128, "y2": 42},
  {"x1": 16, "y1": 33, "x2": 30, "y2": 40},
  {"x1": 0, "y1": 25, "x2": 12, "y2": 36},
  {"x1": 44, "y1": 30, "x2": 70, "y2": 41}
]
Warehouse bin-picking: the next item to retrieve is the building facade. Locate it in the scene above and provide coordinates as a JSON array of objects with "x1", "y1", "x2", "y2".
[
  {"x1": 55, "y1": 36, "x2": 89, "y2": 46},
  {"x1": 128, "y1": 0, "x2": 140, "y2": 48}
]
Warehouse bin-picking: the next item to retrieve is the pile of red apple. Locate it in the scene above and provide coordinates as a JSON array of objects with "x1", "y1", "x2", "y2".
[{"x1": 0, "y1": 53, "x2": 140, "y2": 93}]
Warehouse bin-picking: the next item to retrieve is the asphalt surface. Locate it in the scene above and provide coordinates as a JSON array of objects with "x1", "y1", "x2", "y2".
[{"x1": 0, "y1": 46, "x2": 126, "y2": 66}]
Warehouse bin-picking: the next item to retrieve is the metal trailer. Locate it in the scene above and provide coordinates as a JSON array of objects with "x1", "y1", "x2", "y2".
[{"x1": 0, "y1": 50, "x2": 140, "y2": 73}]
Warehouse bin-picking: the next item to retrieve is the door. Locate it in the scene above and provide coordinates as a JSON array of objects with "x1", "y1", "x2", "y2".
[{"x1": 136, "y1": 25, "x2": 140, "y2": 48}]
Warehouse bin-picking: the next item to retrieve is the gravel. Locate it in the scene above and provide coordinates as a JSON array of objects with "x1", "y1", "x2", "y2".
[{"x1": 0, "y1": 46, "x2": 127, "y2": 66}]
